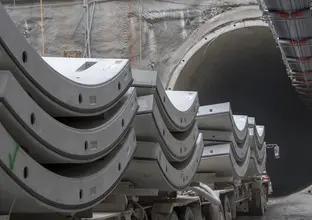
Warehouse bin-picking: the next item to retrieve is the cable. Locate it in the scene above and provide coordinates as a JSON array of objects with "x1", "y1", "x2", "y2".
[
  {"x1": 7, "y1": 198, "x2": 16, "y2": 220},
  {"x1": 128, "y1": 0, "x2": 134, "y2": 66},
  {"x1": 40, "y1": 0, "x2": 45, "y2": 56}
]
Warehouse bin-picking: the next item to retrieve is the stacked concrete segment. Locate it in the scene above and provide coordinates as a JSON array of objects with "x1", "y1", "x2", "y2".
[
  {"x1": 246, "y1": 118, "x2": 267, "y2": 178},
  {"x1": 0, "y1": 71, "x2": 138, "y2": 163},
  {"x1": 0, "y1": 3, "x2": 133, "y2": 117},
  {"x1": 123, "y1": 70, "x2": 204, "y2": 192},
  {"x1": 261, "y1": 0, "x2": 310, "y2": 11},
  {"x1": 0, "y1": 2, "x2": 273, "y2": 215},
  {"x1": 258, "y1": 0, "x2": 312, "y2": 107},
  {"x1": 196, "y1": 103, "x2": 267, "y2": 182},
  {"x1": 0, "y1": 71, "x2": 138, "y2": 213},
  {"x1": 0, "y1": 126, "x2": 136, "y2": 213},
  {"x1": 0, "y1": 2, "x2": 138, "y2": 213},
  {"x1": 197, "y1": 103, "x2": 250, "y2": 161},
  {"x1": 132, "y1": 70, "x2": 199, "y2": 132}
]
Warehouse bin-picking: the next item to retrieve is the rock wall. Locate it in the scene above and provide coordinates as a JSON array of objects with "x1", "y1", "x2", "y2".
[{"x1": 4, "y1": 0, "x2": 256, "y2": 84}]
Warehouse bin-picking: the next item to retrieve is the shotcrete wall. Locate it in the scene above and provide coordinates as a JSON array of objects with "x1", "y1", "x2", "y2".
[{"x1": 5, "y1": 0, "x2": 312, "y2": 196}]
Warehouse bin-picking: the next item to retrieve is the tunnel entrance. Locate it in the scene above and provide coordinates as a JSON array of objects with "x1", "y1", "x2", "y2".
[{"x1": 170, "y1": 23, "x2": 312, "y2": 196}]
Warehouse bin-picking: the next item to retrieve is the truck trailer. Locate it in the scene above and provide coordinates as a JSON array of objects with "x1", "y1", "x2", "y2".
[{"x1": 0, "y1": 1, "x2": 282, "y2": 220}]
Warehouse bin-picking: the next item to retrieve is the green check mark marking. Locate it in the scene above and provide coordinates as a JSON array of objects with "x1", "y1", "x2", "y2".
[{"x1": 9, "y1": 142, "x2": 20, "y2": 171}]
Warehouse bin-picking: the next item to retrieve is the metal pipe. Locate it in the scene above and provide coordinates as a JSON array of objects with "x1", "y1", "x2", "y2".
[
  {"x1": 86, "y1": 1, "x2": 91, "y2": 58},
  {"x1": 198, "y1": 182, "x2": 221, "y2": 203},
  {"x1": 191, "y1": 186, "x2": 221, "y2": 207}
]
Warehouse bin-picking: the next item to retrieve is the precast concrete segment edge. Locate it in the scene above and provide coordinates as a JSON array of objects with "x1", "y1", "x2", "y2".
[
  {"x1": 0, "y1": 125, "x2": 137, "y2": 213},
  {"x1": 165, "y1": 6, "x2": 265, "y2": 89},
  {"x1": 0, "y1": 71, "x2": 138, "y2": 163},
  {"x1": 123, "y1": 133, "x2": 204, "y2": 191},
  {"x1": 132, "y1": 69, "x2": 199, "y2": 132},
  {"x1": 135, "y1": 95, "x2": 198, "y2": 162},
  {"x1": 196, "y1": 103, "x2": 248, "y2": 144}
]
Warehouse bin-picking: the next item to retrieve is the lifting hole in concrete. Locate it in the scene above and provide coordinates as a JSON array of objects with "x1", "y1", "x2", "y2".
[
  {"x1": 78, "y1": 94, "x2": 83, "y2": 104},
  {"x1": 23, "y1": 166, "x2": 29, "y2": 179},
  {"x1": 210, "y1": 150, "x2": 213, "y2": 154},
  {"x1": 308, "y1": 190, "x2": 311, "y2": 194},
  {"x1": 22, "y1": 51, "x2": 28, "y2": 63},
  {"x1": 79, "y1": 189, "x2": 83, "y2": 199},
  {"x1": 30, "y1": 113, "x2": 36, "y2": 125},
  {"x1": 118, "y1": 163, "x2": 121, "y2": 171},
  {"x1": 84, "y1": 141, "x2": 88, "y2": 151},
  {"x1": 118, "y1": 82, "x2": 121, "y2": 90},
  {"x1": 162, "y1": 129, "x2": 166, "y2": 136},
  {"x1": 163, "y1": 96, "x2": 166, "y2": 103},
  {"x1": 209, "y1": 109, "x2": 213, "y2": 112},
  {"x1": 181, "y1": 118, "x2": 183, "y2": 123},
  {"x1": 122, "y1": 119, "x2": 125, "y2": 128}
]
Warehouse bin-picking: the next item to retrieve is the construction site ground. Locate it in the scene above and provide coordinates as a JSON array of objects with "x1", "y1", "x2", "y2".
[{"x1": 239, "y1": 191, "x2": 312, "y2": 220}]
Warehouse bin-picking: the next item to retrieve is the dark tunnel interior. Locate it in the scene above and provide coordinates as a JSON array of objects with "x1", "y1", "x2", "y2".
[{"x1": 174, "y1": 26, "x2": 312, "y2": 196}]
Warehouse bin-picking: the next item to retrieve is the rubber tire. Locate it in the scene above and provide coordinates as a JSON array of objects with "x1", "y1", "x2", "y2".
[
  {"x1": 263, "y1": 185, "x2": 268, "y2": 212},
  {"x1": 221, "y1": 195, "x2": 232, "y2": 220},
  {"x1": 249, "y1": 188, "x2": 265, "y2": 216},
  {"x1": 168, "y1": 210, "x2": 179, "y2": 220},
  {"x1": 176, "y1": 207, "x2": 194, "y2": 220},
  {"x1": 229, "y1": 194, "x2": 237, "y2": 220}
]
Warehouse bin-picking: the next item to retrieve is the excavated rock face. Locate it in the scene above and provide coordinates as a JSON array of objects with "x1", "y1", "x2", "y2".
[{"x1": 6, "y1": 1, "x2": 312, "y2": 196}]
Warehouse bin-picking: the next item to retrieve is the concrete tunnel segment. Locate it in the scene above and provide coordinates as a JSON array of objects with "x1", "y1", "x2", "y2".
[{"x1": 164, "y1": 6, "x2": 312, "y2": 196}]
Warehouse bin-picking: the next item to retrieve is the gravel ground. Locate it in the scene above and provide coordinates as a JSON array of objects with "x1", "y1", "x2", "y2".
[{"x1": 238, "y1": 190, "x2": 312, "y2": 220}]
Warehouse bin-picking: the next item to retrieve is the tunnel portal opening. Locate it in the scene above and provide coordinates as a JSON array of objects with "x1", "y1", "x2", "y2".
[{"x1": 172, "y1": 25, "x2": 312, "y2": 196}]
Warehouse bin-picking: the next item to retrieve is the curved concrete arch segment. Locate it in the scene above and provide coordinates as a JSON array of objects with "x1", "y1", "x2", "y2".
[
  {"x1": 165, "y1": 6, "x2": 264, "y2": 89},
  {"x1": 165, "y1": 6, "x2": 312, "y2": 196}
]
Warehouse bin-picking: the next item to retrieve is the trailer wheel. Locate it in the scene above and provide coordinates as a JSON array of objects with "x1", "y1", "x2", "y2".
[
  {"x1": 263, "y1": 185, "x2": 268, "y2": 212},
  {"x1": 176, "y1": 206, "x2": 194, "y2": 220},
  {"x1": 229, "y1": 194, "x2": 236, "y2": 220},
  {"x1": 249, "y1": 186, "x2": 266, "y2": 216},
  {"x1": 221, "y1": 195, "x2": 232, "y2": 220},
  {"x1": 168, "y1": 211, "x2": 179, "y2": 220},
  {"x1": 151, "y1": 208, "x2": 179, "y2": 220}
]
